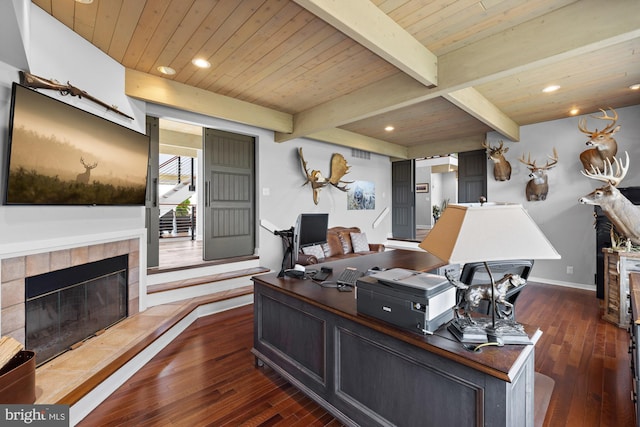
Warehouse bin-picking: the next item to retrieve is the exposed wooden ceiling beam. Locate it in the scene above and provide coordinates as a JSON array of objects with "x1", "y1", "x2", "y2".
[
  {"x1": 276, "y1": 73, "x2": 431, "y2": 142},
  {"x1": 307, "y1": 128, "x2": 408, "y2": 159},
  {"x1": 294, "y1": 0, "x2": 437, "y2": 88},
  {"x1": 444, "y1": 88, "x2": 519, "y2": 141},
  {"x1": 438, "y1": 0, "x2": 640, "y2": 89},
  {"x1": 276, "y1": 0, "x2": 638, "y2": 146},
  {"x1": 159, "y1": 129, "x2": 202, "y2": 150},
  {"x1": 408, "y1": 135, "x2": 486, "y2": 159},
  {"x1": 125, "y1": 69, "x2": 293, "y2": 134},
  {"x1": 159, "y1": 144, "x2": 199, "y2": 158}
]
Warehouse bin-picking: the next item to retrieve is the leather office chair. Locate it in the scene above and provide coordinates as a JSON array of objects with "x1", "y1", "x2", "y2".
[{"x1": 458, "y1": 259, "x2": 534, "y2": 320}]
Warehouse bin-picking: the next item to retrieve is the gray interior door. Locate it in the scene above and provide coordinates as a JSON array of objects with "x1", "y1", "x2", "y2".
[
  {"x1": 145, "y1": 116, "x2": 160, "y2": 268},
  {"x1": 392, "y1": 159, "x2": 415, "y2": 239},
  {"x1": 458, "y1": 150, "x2": 487, "y2": 203},
  {"x1": 203, "y1": 129, "x2": 255, "y2": 260}
]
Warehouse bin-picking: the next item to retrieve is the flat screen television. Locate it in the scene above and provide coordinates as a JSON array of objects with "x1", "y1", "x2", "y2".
[
  {"x1": 293, "y1": 213, "x2": 329, "y2": 265},
  {"x1": 3, "y1": 83, "x2": 149, "y2": 205}
]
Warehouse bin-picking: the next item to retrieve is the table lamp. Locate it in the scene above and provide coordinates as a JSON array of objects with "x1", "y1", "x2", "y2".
[{"x1": 419, "y1": 202, "x2": 560, "y2": 345}]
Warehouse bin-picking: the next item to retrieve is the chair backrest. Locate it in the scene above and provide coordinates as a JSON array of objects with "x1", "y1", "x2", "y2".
[
  {"x1": 459, "y1": 259, "x2": 534, "y2": 287},
  {"x1": 458, "y1": 259, "x2": 534, "y2": 319}
]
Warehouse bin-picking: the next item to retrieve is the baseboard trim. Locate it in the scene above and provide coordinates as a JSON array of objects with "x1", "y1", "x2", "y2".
[{"x1": 528, "y1": 276, "x2": 596, "y2": 292}]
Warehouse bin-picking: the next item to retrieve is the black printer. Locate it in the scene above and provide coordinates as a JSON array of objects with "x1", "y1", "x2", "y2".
[{"x1": 356, "y1": 268, "x2": 455, "y2": 334}]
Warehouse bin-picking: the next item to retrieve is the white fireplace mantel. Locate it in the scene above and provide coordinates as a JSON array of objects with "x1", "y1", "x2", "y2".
[{"x1": 0, "y1": 228, "x2": 147, "y2": 259}]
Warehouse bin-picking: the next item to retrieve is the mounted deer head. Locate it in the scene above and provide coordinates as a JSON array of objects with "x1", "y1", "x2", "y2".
[
  {"x1": 518, "y1": 148, "x2": 558, "y2": 201},
  {"x1": 298, "y1": 148, "x2": 351, "y2": 204},
  {"x1": 482, "y1": 140, "x2": 512, "y2": 181},
  {"x1": 77, "y1": 157, "x2": 98, "y2": 184},
  {"x1": 577, "y1": 107, "x2": 619, "y2": 171},
  {"x1": 579, "y1": 152, "x2": 640, "y2": 245}
]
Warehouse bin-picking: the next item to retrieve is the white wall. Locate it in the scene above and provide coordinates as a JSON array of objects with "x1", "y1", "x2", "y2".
[
  {"x1": 486, "y1": 104, "x2": 640, "y2": 289},
  {"x1": 128, "y1": 91, "x2": 394, "y2": 273},
  {"x1": 258, "y1": 139, "x2": 392, "y2": 269},
  {"x1": 415, "y1": 164, "x2": 431, "y2": 226},
  {"x1": 0, "y1": 5, "x2": 393, "y2": 275}
]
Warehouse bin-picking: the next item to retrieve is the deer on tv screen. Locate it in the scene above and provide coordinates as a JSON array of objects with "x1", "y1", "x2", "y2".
[{"x1": 4, "y1": 84, "x2": 149, "y2": 206}]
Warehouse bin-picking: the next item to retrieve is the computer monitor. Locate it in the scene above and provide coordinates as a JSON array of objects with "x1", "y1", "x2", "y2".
[{"x1": 293, "y1": 213, "x2": 329, "y2": 265}]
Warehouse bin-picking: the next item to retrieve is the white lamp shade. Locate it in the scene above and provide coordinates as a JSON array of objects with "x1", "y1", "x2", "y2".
[{"x1": 419, "y1": 203, "x2": 561, "y2": 264}]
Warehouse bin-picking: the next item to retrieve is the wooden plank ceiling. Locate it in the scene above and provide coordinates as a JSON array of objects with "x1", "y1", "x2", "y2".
[{"x1": 32, "y1": 0, "x2": 640, "y2": 159}]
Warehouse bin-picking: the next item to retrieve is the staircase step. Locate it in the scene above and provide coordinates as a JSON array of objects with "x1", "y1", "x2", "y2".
[{"x1": 147, "y1": 266, "x2": 269, "y2": 294}]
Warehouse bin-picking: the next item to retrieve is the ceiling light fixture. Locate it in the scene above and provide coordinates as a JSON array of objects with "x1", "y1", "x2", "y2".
[
  {"x1": 385, "y1": 126, "x2": 394, "y2": 132},
  {"x1": 630, "y1": 83, "x2": 640, "y2": 90},
  {"x1": 157, "y1": 66, "x2": 176, "y2": 75},
  {"x1": 75, "y1": 0, "x2": 94, "y2": 3},
  {"x1": 569, "y1": 108, "x2": 580, "y2": 116},
  {"x1": 542, "y1": 85, "x2": 560, "y2": 93},
  {"x1": 192, "y1": 58, "x2": 211, "y2": 68}
]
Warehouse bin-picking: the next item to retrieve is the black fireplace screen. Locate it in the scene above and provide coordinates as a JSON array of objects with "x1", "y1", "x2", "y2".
[{"x1": 25, "y1": 255, "x2": 128, "y2": 366}]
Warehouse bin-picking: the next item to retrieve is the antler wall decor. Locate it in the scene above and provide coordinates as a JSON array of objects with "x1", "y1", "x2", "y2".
[
  {"x1": 298, "y1": 148, "x2": 352, "y2": 204},
  {"x1": 518, "y1": 148, "x2": 559, "y2": 201},
  {"x1": 577, "y1": 107, "x2": 619, "y2": 171},
  {"x1": 482, "y1": 140, "x2": 512, "y2": 181},
  {"x1": 579, "y1": 152, "x2": 640, "y2": 245}
]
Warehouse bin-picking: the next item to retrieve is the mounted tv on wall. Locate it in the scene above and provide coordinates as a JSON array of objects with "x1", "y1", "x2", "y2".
[{"x1": 3, "y1": 83, "x2": 149, "y2": 206}]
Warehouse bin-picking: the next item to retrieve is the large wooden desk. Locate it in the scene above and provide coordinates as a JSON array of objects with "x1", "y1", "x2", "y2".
[{"x1": 252, "y1": 250, "x2": 540, "y2": 427}]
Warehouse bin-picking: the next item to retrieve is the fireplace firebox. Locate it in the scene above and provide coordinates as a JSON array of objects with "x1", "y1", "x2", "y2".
[{"x1": 25, "y1": 255, "x2": 128, "y2": 365}]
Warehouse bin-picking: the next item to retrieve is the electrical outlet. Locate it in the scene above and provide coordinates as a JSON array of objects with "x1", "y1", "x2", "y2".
[{"x1": 566, "y1": 266, "x2": 574, "y2": 275}]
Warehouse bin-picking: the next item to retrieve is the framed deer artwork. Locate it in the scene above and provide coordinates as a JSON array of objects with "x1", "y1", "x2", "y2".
[{"x1": 3, "y1": 83, "x2": 149, "y2": 206}]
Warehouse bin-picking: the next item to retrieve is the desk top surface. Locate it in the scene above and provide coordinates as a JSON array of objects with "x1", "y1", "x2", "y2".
[{"x1": 253, "y1": 249, "x2": 541, "y2": 382}]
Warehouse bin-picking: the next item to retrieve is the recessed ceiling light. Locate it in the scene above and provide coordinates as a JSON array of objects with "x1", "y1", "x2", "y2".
[
  {"x1": 569, "y1": 108, "x2": 580, "y2": 116},
  {"x1": 75, "y1": 0, "x2": 94, "y2": 3},
  {"x1": 157, "y1": 66, "x2": 176, "y2": 75},
  {"x1": 630, "y1": 83, "x2": 640, "y2": 90},
  {"x1": 542, "y1": 85, "x2": 560, "y2": 93},
  {"x1": 385, "y1": 125, "x2": 394, "y2": 132},
  {"x1": 192, "y1": 58, "x2": 211, "y2": 68}
]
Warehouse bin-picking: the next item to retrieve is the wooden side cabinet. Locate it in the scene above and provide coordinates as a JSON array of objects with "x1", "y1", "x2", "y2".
[
  {"x1": 627, "y1": 273, "x2": 640, "y2": 426},
  {"x1": 603, "y1": 250, "x2": 640, "y2": 328}
]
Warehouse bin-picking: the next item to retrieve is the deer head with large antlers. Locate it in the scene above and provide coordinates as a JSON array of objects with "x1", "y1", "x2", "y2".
[
  {"x1": 578, "y1": 107, "x2": 619, "y2": 171},
  {"x1": 76, "y1": 157, "x2": 98, "y2": 184},
  {"x1": 579, "y1": 152, "x2": 640, "y2": 245},
  {"x1": 482, "y1": 140, "x2": 512, "y2": 181},
  {"x1": 518, "y1": 148, "x2": 558, "y2": 201},
  {"x1": 298, "y1": 148, "x2": 351, "y2": 205}
]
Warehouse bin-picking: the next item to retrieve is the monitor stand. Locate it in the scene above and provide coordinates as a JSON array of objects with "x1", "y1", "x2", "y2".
[{"x1": 274, "y1": 227, "x2": 294, "y2": 277}]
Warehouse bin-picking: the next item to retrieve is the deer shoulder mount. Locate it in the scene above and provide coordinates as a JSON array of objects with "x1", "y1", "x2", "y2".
[
  {"x1": 578, "y1": 107, "x2": 619, "y2": 172},
  {"x1": 482, "y1": 140, "x2": 511, "y2": 181},
  {"x1": 518, "y1": 148, "x2": 558, "y2": 201},
  {"x1": 579, "y1": 152, "x2": 640, "y2": 245},
  {"x1": 298, "y1": 148, "x2": 351, "y2": 205},
  {"x1": 77, "y1": 157, "x2": 98, "y2": 184}
]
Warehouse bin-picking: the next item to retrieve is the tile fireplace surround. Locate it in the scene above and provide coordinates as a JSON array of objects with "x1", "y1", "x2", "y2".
[{"x1": 1, "y1": 239, "x2": 140, "y2": 346}]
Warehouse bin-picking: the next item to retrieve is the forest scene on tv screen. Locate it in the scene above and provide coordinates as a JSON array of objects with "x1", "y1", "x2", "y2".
[{"x1": 5, "y1": 84, "x2": 149, "y2": 205}]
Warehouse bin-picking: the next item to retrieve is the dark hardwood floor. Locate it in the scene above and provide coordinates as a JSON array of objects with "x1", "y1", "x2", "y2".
[{"x1": 79, "y1": 283, "x2": 635, "y2": 427}]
